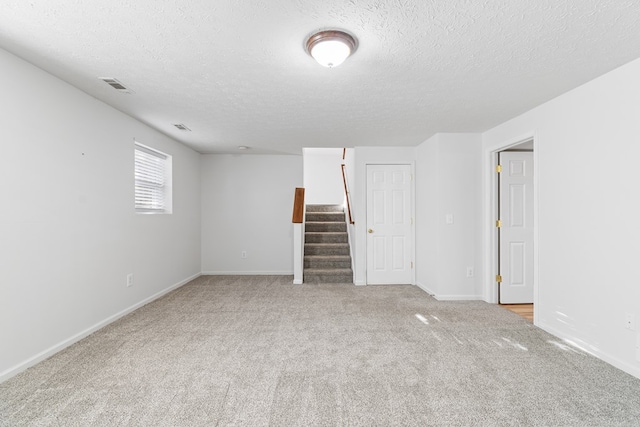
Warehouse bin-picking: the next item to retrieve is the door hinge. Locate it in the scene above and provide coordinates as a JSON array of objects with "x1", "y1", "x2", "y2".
[
  {"x1": 495, "y1": 220, "x2": 502, "y2": 228},
  {"x1": 496, "y1": 274, "x2": 502, "y2": 283},
  {"x1": 496, "y1": 165, "x2": 502, "y2": 173},
  {"x1": 409, "y1": 174, "x2": 413, "y2": 181},
  {"x1": 410, "y1": 217, "x2": 414, "y2": 225},
  {"x1": 410, "y1": 262, "x2": 414, "y2": 269}
]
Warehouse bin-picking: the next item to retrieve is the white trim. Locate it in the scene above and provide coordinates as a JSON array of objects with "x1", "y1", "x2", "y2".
[
  {"x1": 363, "y1": 161, "x2": 416, "y2": 286},
  {"x1": 0, "y1": 272, "x2": 201, "y2": 384},
  {"x1": 416, "y1": 281, "x2": 481, "y2": 300},
  {"x1": 201, "y1": 271, "x2": 293, "y2": 275},
  {"x1": 354, "y1": 280, "x2": 366, "y2": 286},
  {"x1": 293, "y1": 279, "x2": 303, "y2": 285},
  {"x1": 432, "y1": 294, "x2": 484, "y2": 301},
  {"x1": 416, "y1": 281, "x2": 435, "y2": 296},
  {"x1": 416, "y1": 282, "x2": 484, "y2": 301},
  {"x1": 537, "y1": 321, "x2": 640, "y2": 380}
]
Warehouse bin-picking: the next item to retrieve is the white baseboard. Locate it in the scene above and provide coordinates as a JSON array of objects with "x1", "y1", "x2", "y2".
[
  {"x1": 537, "y1": 321, "x2": 640, "y2": 381},
  {"x1": 416, "y1": 282, "x2": 482, "y2": 301},
  {"x1": 293, "y1": 279, "x2": 303, "y2": 285},
  {"x1": 201, "y1": 271, "x2": 293, "y2": 275},
  {"x1": 0, "y1": 272, "x2": 201, "y2": 384},
  {"x1": 434, "y1": 294, "x2": 484, "y2": 301},
  {"x1": 416, "y1": 281, "x2": 436, "y2": 296}
]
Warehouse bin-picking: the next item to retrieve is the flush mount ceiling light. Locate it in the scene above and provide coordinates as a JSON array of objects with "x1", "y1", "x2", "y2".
[{"x1": 305, "y1": 30, "x2": 357, "y2": 68}]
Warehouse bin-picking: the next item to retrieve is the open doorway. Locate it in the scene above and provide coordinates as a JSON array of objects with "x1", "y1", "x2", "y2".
[{"x1": 493, "y1": 139, "x2": 535, "y2": 320}]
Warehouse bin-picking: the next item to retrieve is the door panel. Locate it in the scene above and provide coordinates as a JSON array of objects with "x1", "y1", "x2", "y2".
[
  {"x1": 366, "y1": 164, "x2": 412, "y2": 284},
  {"x1": 510, "y1": 184, "x2": 525, "y2": 226},
  {"x1": 392, "y1": 236, "x2": 405, "y2": 269},
  {"x1": 373, "y1": 236, "x2": 385, "y2": 270},
  {"x1": 509, "y1": 242, "x2": 525, "y2": 285},
  {"x1": 499, "y1": 152, "x2": 534, "y2": 303},
  {"x1": 373, "y1": 190, "x2": 385, "y2": 224}
]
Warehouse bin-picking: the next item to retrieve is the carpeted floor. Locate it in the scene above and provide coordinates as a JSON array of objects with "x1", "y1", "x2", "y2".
[{"x1": 2, "y1": 275, "x2": 640, "y2": 426}]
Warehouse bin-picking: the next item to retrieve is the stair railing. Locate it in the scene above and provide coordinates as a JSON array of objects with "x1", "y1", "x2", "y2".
[
  {"x1": 292, "y1": 187, "x2": 305, "y2": 284},
  {"x1": 341, "y1": 153, "x2": 354, "y2": 224}
]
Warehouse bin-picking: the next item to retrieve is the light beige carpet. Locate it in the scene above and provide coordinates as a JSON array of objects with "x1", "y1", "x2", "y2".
[{"x1": 2, "y1": 275, "x2": 640, "y2": 426}]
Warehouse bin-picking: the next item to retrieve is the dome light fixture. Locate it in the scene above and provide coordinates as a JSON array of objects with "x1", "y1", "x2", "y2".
[{"x1": 306, "y1": 30, "x2": 357, "y2": 68}]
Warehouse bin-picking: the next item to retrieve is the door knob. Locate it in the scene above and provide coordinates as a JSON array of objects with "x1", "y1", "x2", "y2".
[{"x1": 368, "y1": 228, "x2": 374, "y2": 234}]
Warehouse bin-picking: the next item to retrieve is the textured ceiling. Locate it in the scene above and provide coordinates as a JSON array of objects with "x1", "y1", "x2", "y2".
[{"x1": 1, "y1": 1, "x2": 640, "y2": 154}]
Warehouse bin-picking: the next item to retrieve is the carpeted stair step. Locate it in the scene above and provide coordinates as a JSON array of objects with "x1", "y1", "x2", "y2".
[
  {"x1": 304, "y1": 255, "x2": 352, "y2": 269},
  {"x1": 306, "y1": 204, "x2": 343, "y2": 212},
  {"x1": 305, "y1": 243, "x2": 350, "y2": 256},
  {"x1": 304, "y1": 268, "x2": 353, "y2": 283},
  {"x1": 305, "y1": 212, "x2": 345, "y2": 222},
  {"x1": 304, "y1": 204, "x2": 352, "y2": 284},
  {"x1": 304, "y1": 221, "x2": 347, "y2": 232},
  {"x1": 305, "y1": 232, "x2": 347, "y2": 243}
]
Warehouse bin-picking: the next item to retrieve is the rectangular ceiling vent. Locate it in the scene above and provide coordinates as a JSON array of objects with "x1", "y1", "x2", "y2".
[
  {"x1": 173, "y1": 124, "x2": 191, "y2": 131},
  {"x1": 99, "y1": 77, "x2": 132, "y2": 93}
]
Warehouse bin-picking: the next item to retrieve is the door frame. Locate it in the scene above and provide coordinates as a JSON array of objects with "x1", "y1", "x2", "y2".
[
  {"x1": 482, "y1": 133, "x2": 539, "y2": 321},
  {"x1": 364, "y1": 162, "x2": 416, "y2": 286}
]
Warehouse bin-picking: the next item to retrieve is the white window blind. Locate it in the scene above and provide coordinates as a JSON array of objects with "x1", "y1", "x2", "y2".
[{"x1": 135, "y1": 143, "x2": 169, "y2": 213}]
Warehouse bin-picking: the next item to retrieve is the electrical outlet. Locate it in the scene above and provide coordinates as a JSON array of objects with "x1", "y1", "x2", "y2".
[
  {"x1": 625, "y1": 313, "x2": 636, "y2": 330},
  {"x1": 241, "y1": 251, "x2": 247, "y2": 259},
  {"x1": 126, "y1": 273, "x2": 134, "y2": 287},
  {"x1": 466, "y1": 267, "x2": 474, "y2": 278},
  {"x1": 445, "y1": 214, "x2": 454, "y2": 224}
]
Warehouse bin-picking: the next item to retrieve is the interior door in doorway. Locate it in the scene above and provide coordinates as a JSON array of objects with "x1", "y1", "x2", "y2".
[
  {"x1": 366, "y1": 164, "x2": 412, "y2": 285},
  {"x1": 499, "y1": 151, "x2": 534, "y2": 303}
]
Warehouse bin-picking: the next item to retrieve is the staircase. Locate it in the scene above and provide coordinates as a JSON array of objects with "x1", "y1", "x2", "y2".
[{"x1": 304, "y1": 205, "x2": 353, "y2": 283}]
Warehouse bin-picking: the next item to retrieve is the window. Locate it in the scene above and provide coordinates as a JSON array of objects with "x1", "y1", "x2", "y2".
[{"x1": 134, "y1": 142, "x2": 172, "y2": 214}]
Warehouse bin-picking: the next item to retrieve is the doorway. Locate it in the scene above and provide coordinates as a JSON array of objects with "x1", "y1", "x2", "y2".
[
  {"x1": 365, "y1": 164, "x2": 413, "y2": 285},
  {"x1": 488, "y1": 138, "x2": 537, "y2": 318}
]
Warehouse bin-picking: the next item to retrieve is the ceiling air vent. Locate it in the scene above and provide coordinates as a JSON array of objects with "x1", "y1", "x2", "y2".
[
  {"x1": 173, "y1": 124, "x2": 191, "y2": 131},
  {"x1": 99, "y1": 77, "x2": 132, "y2": 93}
]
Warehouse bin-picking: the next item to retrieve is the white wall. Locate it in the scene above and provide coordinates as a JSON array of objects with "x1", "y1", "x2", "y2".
[
  {"x1": 415, "y1": 134, "x2": 482, "y2": 299},
  {"x1": 483, "y1": 57, "x2": 640, "y2": 379},
  {"x1": 352, "y1": 147, "x2": 416, "y2": 285},
  {"x1": 0, "y1": 48, "x2": 201, "y2": 381},
  {"x1": 415, "y1": 135, "x2": 441, "y2": 295},
  {"x1": 303, "y1": 148, "x2": 344, "y2": 205},
  {"x1": 200, "y1": 154, "x2": 302, "y2": 274}
]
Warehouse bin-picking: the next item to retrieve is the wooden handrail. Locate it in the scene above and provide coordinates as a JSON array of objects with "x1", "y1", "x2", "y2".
[
  {"x1": 341, "y1": 164, "x2": 354, "y2": 225},
  {"x1": 292, "y1": 187, "x2": 305, "y2": 223}
]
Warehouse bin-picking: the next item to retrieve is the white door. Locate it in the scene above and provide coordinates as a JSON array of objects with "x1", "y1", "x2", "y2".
[
  {"x1": 499, "y1": 152, "x2": 534, "y2": 303},
  {"x1": 366, "y1": 164, "x2": 412, "y2": 285}
]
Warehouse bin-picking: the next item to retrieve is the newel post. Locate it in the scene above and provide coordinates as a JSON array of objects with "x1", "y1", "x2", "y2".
[{"x1": 292, "y1": 187, "x2": 305, "y2": 284}]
